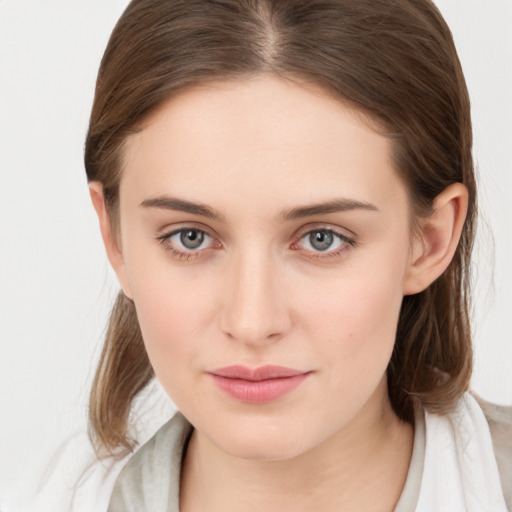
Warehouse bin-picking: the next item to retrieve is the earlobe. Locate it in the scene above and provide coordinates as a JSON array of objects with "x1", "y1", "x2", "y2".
[
  {"x1": 88, "y1": 182, "x2": 133, "y2": 299},
  {"x1": 403, "y1": 183, "x2": 468, "y2": 295}
]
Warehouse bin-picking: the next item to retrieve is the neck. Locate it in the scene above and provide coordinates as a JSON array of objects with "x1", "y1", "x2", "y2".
[{"x1": 180, "y1": 384, "x2": 414, "y2": 512}]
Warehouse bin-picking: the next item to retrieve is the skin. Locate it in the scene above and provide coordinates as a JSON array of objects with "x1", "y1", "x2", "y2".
[{"x1": 90, "y1": 75, "x2": 468, "y2": 511}]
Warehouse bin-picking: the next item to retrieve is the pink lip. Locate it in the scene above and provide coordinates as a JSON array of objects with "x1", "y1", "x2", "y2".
[{"x1": 208, "y1": 365, "x2": 311, "y2": 403}]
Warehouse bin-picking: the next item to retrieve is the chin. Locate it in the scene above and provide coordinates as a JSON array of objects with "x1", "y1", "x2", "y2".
[
  {"x1": 200, "y1": 410, "x2": 327, "y2": 462},
  {"x1": 218, "y1": 432, "x2": 309, "y2": 461}
]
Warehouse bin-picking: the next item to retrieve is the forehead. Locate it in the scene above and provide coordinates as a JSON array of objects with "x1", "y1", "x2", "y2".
[{"x1": 120, "y1": 75, "x2": 407, "y2": 213}]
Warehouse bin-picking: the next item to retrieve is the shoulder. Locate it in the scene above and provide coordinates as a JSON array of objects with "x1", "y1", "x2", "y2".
[
  {"x1": 11, "y1": 431, "x2": 133, "y2": 512},
  {"x1": 417, "y1": 392, "x2": 510, "y2": 510},
  {"x1": 4, "y1": 382, "x2": 177, "y2": 512},
  {"x1": 472, "y1": 393, "x2": 512, "y2": 510}
]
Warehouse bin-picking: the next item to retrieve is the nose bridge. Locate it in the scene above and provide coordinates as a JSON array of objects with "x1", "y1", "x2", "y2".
[{"x1": 220, "y1": 244, "x2": 290, "y2": 344}]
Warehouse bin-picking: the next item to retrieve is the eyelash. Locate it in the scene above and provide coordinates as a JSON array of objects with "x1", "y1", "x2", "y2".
[
  {"x1": 157, "y1": 227, "x2": 217, "y2": 260},
  {"x1": 156, "y1": 226, "x2": 357, "y2": 261},
  {"x1": 291, "y1": 228, "x2": 357, "y2": 260}
]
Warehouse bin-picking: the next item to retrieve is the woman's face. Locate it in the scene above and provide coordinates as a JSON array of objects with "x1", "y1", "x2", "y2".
[{"x1": 116, "y1": 75, "x2": 417, "y2": 460}]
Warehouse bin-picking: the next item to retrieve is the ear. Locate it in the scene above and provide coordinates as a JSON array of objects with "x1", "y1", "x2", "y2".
[
  {"x1": 403, "y1": 183, "x2": 468, "y2": 295},
  {"x1": 89, "y1": 181, "x2": 133, "y2": 299}
]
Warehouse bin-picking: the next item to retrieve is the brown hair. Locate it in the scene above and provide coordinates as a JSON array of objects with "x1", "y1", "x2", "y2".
[{"x1": 85, "y1": 0, "x2": 475, "y2": 452}]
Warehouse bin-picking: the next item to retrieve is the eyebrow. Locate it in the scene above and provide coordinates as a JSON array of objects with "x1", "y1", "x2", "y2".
[
  {"x1": 139, "y1": 195, "x2": 378, "y2": 221},
  {"x1": 280, "y1": 198, "x2": 378, "y2": 221},
  {"x1": 140, "y1": 196, "x2": 224, "y2": 220}
]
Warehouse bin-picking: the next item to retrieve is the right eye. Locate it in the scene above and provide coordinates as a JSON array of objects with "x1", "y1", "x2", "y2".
[
  {"x1": 173, "y1": 229, "x2": 211, "y2": 250},
  {"x1": 300, "y1": 229, "x2": 345, "y2": 252},
  {"x1": 157, "y1": 227, "x2": 219, "y2": 259}
]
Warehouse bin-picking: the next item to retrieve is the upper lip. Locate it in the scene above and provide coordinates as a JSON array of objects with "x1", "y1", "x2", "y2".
[{"x1": 209, "y1": 365, "x2": 308, "y2": 381}]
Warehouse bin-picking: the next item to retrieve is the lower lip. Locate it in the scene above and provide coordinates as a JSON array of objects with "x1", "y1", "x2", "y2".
[{"x1": 209, "y1": 373, "x2": 309, "y2": 403}]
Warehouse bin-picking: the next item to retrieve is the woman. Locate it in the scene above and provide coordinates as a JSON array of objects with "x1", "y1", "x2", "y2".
[{"x1": 26, "y1": 0, "x2": 512, "y2": 510}]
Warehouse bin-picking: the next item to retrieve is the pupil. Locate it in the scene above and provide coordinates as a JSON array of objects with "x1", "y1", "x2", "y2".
[
  {"x1": 310, "y1": 231, "x2": 333, "y2": 251},
  {"x1": 180, "y1": 230, "x2": 204, "y2": 249}
]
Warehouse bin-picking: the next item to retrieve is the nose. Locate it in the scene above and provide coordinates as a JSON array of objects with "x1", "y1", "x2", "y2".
[{"x1": 219, "y1": 248, "x2": 292, "y2": 346}]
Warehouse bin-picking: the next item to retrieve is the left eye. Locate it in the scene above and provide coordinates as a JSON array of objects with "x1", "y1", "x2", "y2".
[
  {"x1": 299, "y1": 229, "x2": 346, "y2": 252},
  {"x1": 168, "y1": 229, "x2": 213, "y2": 251}
]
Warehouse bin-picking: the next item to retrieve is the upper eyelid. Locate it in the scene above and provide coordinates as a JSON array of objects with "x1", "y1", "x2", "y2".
[
  {"x1": 156, "y1": 222, "x2": 217, "y2": 239},
  {"x1": 293, "y1": 223, "x2": 356, "y2": 241},
  {"x1": 300, "y1": 227, "x2": 348, "y2": 239}
]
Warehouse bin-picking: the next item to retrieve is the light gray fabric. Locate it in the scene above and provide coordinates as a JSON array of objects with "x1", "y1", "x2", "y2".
[
  {"x1": 475, "y1": 396, "x2": 512, "y2": 511},
  {"x1": 108, "y1": 412, "x2": 192, "y2": 512},
  {"x1": 394, "y1": 402, "x2": 426, "y2": 512}
]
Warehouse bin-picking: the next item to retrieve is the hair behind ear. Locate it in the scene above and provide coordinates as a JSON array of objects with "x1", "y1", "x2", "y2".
[
  {"x1": 89, "y1": 292, "x2": 154, "y2": 454},
  {"x1": 388, "y1": 258, "x2": 473, "y2": 422}
]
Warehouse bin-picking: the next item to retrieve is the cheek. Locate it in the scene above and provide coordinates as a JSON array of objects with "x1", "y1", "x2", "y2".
[
  {"x1": 129, "y1": 265, "x2": 218, "y2": 387},
  {"x1": 297, "y1": 248, "x2": 408, "y2": 387},
  {"x1": 305, "y1": 278, "x2": 402, "y2": 359}
]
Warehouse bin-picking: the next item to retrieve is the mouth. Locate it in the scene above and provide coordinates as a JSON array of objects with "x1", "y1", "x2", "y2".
[{"x1": 207, "y1": 365, "x2": 311, "y2": 403}]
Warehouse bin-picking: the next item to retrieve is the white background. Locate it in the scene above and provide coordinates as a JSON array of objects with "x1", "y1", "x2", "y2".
[{"x1": 0, "y1": 0, "x2": 511, "y2": 499}]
